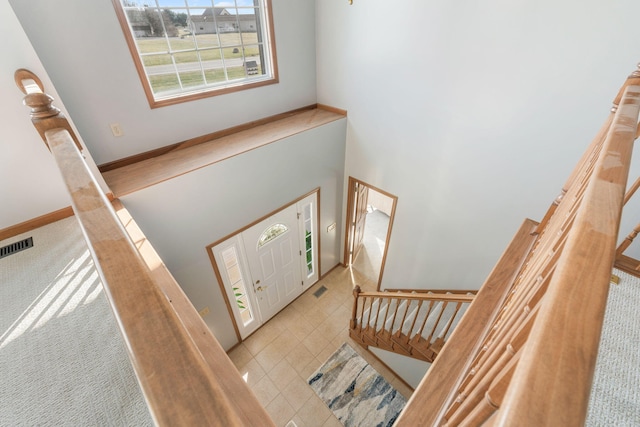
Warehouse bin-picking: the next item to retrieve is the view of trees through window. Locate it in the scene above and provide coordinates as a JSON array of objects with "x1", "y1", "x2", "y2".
[{"x1": 115, "y1": 0, "x2": 276, "y2": 105}]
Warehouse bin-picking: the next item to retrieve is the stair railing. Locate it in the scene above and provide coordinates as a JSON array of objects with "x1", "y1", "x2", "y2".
[
  {"x1": 395, "y1": 65, "x2": 640, "y2": 426},
  {"x1": 15, "y1": 69, "x2": 274, "y2": 426},
  {"x1": 350, "y1": 286, "x2": 474, "y2": 362}
]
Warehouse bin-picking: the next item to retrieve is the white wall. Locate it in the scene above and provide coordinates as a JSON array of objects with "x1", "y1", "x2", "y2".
[
  {"x1": 316, "y1": 0, "x2": 640, "y2": 385},
  {"x1": 0, "y1": 0, "x2": 105, "y2": 230},
  {"x1": 120, "y1": 119, "x2": 346, "y2": 350},
  {"x1": 318, "y1": 0, "x2": 640, "y2": 290},
  {"x1": 0, "y1": 1, "x2": 68, "y2": 230},
  {"x1": 10, "y1": 0, "x2": 318, "y2": 165}
]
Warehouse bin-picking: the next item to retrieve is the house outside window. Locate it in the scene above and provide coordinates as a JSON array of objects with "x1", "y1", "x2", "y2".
[{"x1": 112, "y1": 0, "x2": 278, "y2": 108}]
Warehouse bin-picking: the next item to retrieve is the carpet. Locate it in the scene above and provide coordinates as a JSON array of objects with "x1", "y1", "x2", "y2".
[
  {"x1": 308, "y1": 343, "x2": 406, "y2": 427},
  {"x1": 586, "y1": 269, "x2": 640, "y2": 426},
  {"x1": 0, "y1": 217, "x2": 152, "y2": 426}
]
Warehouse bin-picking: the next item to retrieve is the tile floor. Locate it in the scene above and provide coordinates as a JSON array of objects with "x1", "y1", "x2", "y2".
[{"x1": 227, "y1": 266, "x2": 414, "y2": 427}]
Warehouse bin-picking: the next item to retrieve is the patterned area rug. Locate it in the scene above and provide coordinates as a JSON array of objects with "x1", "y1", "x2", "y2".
[{"x1": 308, "y1": 343, "x2": 406, "y2": 427}]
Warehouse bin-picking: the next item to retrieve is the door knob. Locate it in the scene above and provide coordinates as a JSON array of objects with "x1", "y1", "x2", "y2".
[{"x1": 256, "y1": 286, "x2": 264, "y2": 292}]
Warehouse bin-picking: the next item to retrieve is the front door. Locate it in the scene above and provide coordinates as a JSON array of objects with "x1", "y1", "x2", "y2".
[{"x1": 241, "y1": 204, "x2": 302, "y2": 323}]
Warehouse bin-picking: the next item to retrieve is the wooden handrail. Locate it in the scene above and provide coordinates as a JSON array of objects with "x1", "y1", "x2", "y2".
[
  {"x1": 396, "y1": 66, "x2": 640, "y2": 426},
  {"x1": 356, "y1": 291, "x2": 475, "y2": 303},
  {"x1": 495, "y1": 83, "x2": 640, "y2": 426},
  {"x1": 15, "y1": 69, "x2": 274, "y2": 426},
  {"x1": 350, "y1": 285, "x2": 477, "y2": 363},
  {"x1": 385, "y1": 288, "x2": 477, "y2": 295}
]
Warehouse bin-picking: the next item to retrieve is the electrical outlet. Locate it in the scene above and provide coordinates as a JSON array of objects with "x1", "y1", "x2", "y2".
[
  {"x1": 327, "y1": 222, "x2": 336, "y2": 232},
  {"x1": 110, "y1": 123, "x2": 124, "y2": 137},
  {"x1": 199, "y1": 306, "x2": 210, "y2": 317}
]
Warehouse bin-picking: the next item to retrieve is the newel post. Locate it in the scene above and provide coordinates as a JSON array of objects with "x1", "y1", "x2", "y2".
[
  {"x1": 350, "y1": 285, "x2": 361, "y2": 329},
  {"x1": 14, "y1": 68, "x2": 82, "y2": 152}
]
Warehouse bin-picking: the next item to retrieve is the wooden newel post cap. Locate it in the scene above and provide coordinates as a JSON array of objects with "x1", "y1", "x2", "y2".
[
  {"x1": 23, "y1": 92, "x2": 60, "y2": 119},
  {"x1": 15, "y1": 68, "x2": 83, "y2": 152}
]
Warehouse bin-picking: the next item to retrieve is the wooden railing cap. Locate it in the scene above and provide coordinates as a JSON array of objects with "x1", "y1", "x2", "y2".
[
  {"x1": 612, "y1": 63, "x2": 640, "y2": 110},
  {"x1": 15, "y1": 68, "x2": 82, "y2": 151}
]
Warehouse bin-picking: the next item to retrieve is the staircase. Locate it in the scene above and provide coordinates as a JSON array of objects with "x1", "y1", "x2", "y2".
[{"x1": 349, "y1": 287, "x2": 475, "y2": 362}]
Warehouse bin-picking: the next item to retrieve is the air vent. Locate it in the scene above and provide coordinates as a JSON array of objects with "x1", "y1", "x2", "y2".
[
  {"x1": 0, "y1": 237, "x2": 34, "y2": 259},
  {"x1": 313, "y1": 285, "x2": 328, "y2": 298}
]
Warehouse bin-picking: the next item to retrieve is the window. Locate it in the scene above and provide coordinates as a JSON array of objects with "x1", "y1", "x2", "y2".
[
  {"x1": 112, "y1": 0, "x2": 278, "y2": 108},
  {"x1": 220, "y1": 246, "x2": 254, "y2": 326},
  {"x1": 301, "y1": 202, "x2": 314, "y2": 276},
  {"x1": 257, "y1": 223, "x2": 288, "y2": 248}
]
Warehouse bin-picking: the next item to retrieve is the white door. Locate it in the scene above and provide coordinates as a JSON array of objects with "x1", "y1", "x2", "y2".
[
  {"x1": 210, "y1": 192, "x2": 319, "y2": 337},
  {"x1": 242, "y1": 204, "x2": 302, "y2": 323}
]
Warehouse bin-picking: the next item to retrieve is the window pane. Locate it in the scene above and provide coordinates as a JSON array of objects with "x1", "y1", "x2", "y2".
[
  {"x1": 149, "y1": 73, "x2": 180, "y2": 94},
  {"x1": 204, "y1": 67, "x2": 229, "y2": 84},
  {"x1": 228, "y1": 264, "x2": 242, "y2": 284},
  {"x1": 178, "y1": 70, "x2": 206, "y2": 88},
  {"x1": 174, "y1": 50, "x2": 200, "y2": 64},
  {"x1": 186, "y1": 0, "x2": 212, "y2": 7},
  {"x1": 141, "y1": 53, "x2": 172, "y2": 68},
  {"x1": 157, "y1": 0, "x2": 182, "y2": 6},
  {"x1": 227, "y1": 66, "x2": 248, "y2": 81},
  {"x1": 195, "y1": 34, "x2": 221, "y2": 49},
  {"x1": 301, "y1": 201, "x2": 314, "y2": 277},
  {"x1": 169, "y1": 36, "x2": 196, "y2": 52},
  {"x1": 222, "y1": 247, "x2": 236, "y2": 268}
]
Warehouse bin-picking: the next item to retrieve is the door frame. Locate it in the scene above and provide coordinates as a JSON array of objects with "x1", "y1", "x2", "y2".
[
  {"x1": 343, "y1": 177, "x2": 397, "y2": 289},
  {"x1": 206, "y1": 188, "x2": 321, "y2": 342}
]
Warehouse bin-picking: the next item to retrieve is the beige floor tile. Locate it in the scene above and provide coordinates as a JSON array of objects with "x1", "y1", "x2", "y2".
[
  {"x1": 287, "y1": 414, "x2": 308, "y2": 427},
  {"x1": 299, "y1": 357, "x2": 322, "y2": 380},
  {"x1": 332, "y1": 304, "x2": 352, "y2": 322},
  {"x1": 265, "y1": 394, "x2": 296, "y2": 427},
  {"x1": 317, "y1": 316, "x2": 346, "y2": 343},
  {"x1": 301, "y1": 329, "x2": 330, "y2": 356},
  {"x1": 316, "y1": 342, "x2": 340, "y2": 364},
  {"x1": 268, "y1": 359, "x2": 298, "y2": 391},
  {"x1": 281, "y1": 375, "x2": 314, "y2": 411},
  {"x1": 285, "y1": 344, "x2": 316, "y2": 375},
  {"x1": 331, "y1": 329, "x2": 352, "y2": 349},
  {"x1": 245, "y1": 323, "x2": 283, "y2": 356},
  {"x1": 252, "y1": 374, "x2": 280, "y2": 407},
  {"x1": 296, "y1": 394, "x2": 332, "y2": 427},
  {"x1": 300, "y1": 306, "x2": 330, "y2": 325},
  {"x1": 286, "y1": 315, "x2": 316, "y2": 341},
  {"x1": 278, "y1": 304, "x2": 304, "y2": 324},
  {"x1": 255, "y1": 340, "x2": 287, "y2": 372},
  {"x1": 291, "y1": 293, "x2": 317, "y2": 312},
  {"x1": 235, "y1": 357, "x2": 266, "y2": 387},
  {"x1": 321, "y1": 415, "x2": 343, "y2": 427},
  {"x1": 318, "y1": 296, "x2": 343, "y2": 316},
  {"x1": 271, "y1": 331, "x2": 300, "y2": 355},
  {"x1": 227, "y1": 343, "x2": 253, "y2": 369}
]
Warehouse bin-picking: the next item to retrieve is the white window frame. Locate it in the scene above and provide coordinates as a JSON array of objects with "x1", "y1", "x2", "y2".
[{"x1": 112, "y1": 0, "x2": 278, "y2": 108}]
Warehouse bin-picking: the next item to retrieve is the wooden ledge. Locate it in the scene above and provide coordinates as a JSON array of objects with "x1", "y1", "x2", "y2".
[{"x1": 102, "y1": 107, "x2": 346, "y2": 197}]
